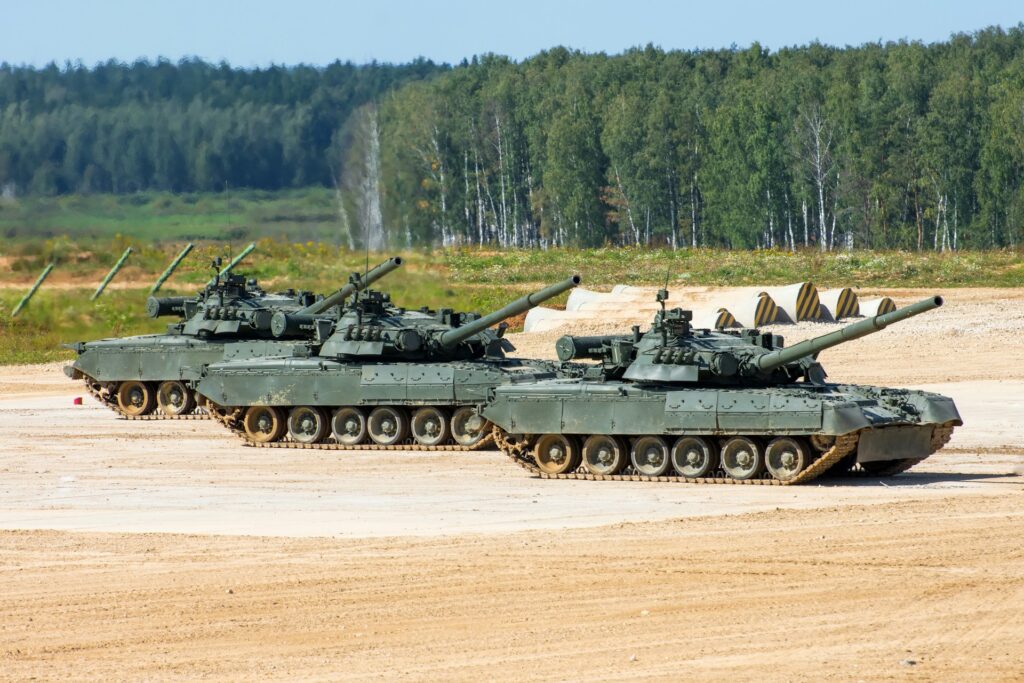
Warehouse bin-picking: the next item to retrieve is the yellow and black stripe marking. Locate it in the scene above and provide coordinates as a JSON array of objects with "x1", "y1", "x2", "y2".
[
  {"x1": 714, "y1": 308, "x2": 736, "y2": 329},
  {"x1": 795, "y1": 282, "x2": 821, "y2": 320},
  {"x1": 832, "y1": 287, "x2": 860, "y2": 318},
  {"x1": 753, "y1": 294, "x2": 779, "y2": 326},
  {"x1": 876, "y1": 297, "x2": 896, "y2": 314}
]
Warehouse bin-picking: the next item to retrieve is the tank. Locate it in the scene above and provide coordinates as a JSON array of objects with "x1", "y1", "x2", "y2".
[
  {"x1": 195, "y1": 276, "x2": 582, "y2": 450},
  {"x1": 483, "y1": 292, "x2": 961, "y2": 485},
  {"x1": 64, "y1": 256, "x2": 403, "y2": 418}
]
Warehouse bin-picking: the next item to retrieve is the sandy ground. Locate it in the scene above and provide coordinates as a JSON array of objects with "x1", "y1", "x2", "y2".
[{"x1": 2, "y1": 286, "x2": 1024, "y2": 680}]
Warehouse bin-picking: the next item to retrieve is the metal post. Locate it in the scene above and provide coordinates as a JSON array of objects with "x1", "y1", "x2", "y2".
[
  {"x1": 90, "y1": 247, "x2": 133, "y2": 301},
  {"x1": 207, "y1": 242, "x2": 256, "y2": 287},
  {"x1": 150, "y1": 243, "x2": 194, "y2": 294},
  {"x1": 12, "y1": 263, "x2": 55, "y2": 317}
]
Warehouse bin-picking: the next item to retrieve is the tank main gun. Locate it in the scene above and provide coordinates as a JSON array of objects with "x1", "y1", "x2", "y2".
[
  {"x1": 436, "y1": 276, "x2": 581, "y2": 349},
  {"x1": 268, "y1": 256, "x2": 404, "y2": 338},
  {"x1": 315, "y1": 275, "x2": 581, "y2": 360},
  {"x1": 554, "y1": 295, "x2": 943, "y2": 385},
  {"x1": 299, "y1": 256, "x2": 403, "y2": 316},
  {"x1": 753, "y1": 296, "x2": 942, "y2": 373}
]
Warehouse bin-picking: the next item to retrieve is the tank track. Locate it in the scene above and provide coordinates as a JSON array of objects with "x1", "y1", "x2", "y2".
[
  {"x1": 82, "y1": 379, "x2": 211, "y2": 421},
  {"x1": 493, "y1": 422, "x2": 958, "y2": 486},
  {"x1": 218, "y1": 408, "x2": 495, "y2": 451},
  {"x1": 493, "y1": 428, "x2": 858, "y2": 486}
]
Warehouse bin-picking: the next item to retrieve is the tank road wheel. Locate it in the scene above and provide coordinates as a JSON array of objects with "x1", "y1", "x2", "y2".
[
  {"x1": 156, "y1": 380, "x2": 195, "y2": 416},
  {"x1": 450, "y1": 407, "x2": 491, "y2": 447},
  {"x1": 242, "y1": 406, "x2": 286, "y2": 443},
  {"x1": 116, "y1": 381, "x2": 156, "y2": 416},
  {"x1": 411, "y1": 407, "x2": 451, "y2": 446},
  {"x1": 367, "y1": 407, "x2": 409, "y2": 446},
  {"x1": 331, "y1": 407, "x2": 368, "y2": 446},
  {"x1": 631, "y1": 436, "x2": 671, "y2": 477},
  {"x1": 533, "y1": 434, "x2": 581, "y2": 475},
  {"x1": 287, "y1": 406, "x2": 329, "y2": 444},
  {"x1": 764, "y1": 437, "x2": 809, "y2": 482},
  {"x1": 720, "y1": 437, "x2": 765, "y2": 480},
  {"x1": 671, "y1": 436, "x2": 719, "y2": 478},
  {"x1": 582, "y1": 435, "x2": 628, "y2": 475}
]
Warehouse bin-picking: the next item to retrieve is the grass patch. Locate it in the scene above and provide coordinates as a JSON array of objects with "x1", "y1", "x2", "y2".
[
  {"x1": 445, "y1": 247, "x2": 1024, "y2": 288},
  {"x1": 1, "y1": 235, "x2": 1022, "y2": 365}
]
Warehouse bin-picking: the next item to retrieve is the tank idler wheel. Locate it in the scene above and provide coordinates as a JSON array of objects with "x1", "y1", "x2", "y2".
[
  {"x1": 671, "y1": 436, "x2": 719, "y2": 478},
  {"x1": 631, "y1": 436, "x2": 671, "y2": 476},
  {"x1": 116, "y1": 381, "x2": 156, "y2": 416},
  {"x1": 367, "y1": 407, "x2": 409, "y2": 446},
  {"x1": 332, "y1": 407, "x2": 368, "y2": 446},
  {"x1": 533, "y1": 434, "x2": 581, "y2": 475},
  {"x1": 411, "y1": 407, "x2": 451, "y2": 446},
  {"x1": 156, "y1": 380, "x2": 195, "y2": 416},
  {"x1": 450, "y1": 407, "x2": 491, "y2": 447},
  {"x1": 764, "y1": 436, "x2": 809, "y2": 482},
  {"x1": 720, "y1": 437, "x2": 765, "y2": 480},
  {"x1": 582, "y1": 435, "x2": 628, "y2": 475},
  {"x1": 243, "y1": 406, "x2": 286, "y2": 443},
  {"x1": 288, "y1": 406, "x2": 329, "y2": 444}
]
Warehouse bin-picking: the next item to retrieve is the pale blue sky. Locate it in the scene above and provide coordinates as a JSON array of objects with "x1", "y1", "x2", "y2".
[{"x1": 3, "y1": 0, "x2": 1021, "y2": 67}]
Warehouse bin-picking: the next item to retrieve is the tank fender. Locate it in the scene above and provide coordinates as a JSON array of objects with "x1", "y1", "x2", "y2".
[
  {"x1": 821, "y1": 402, "x2": 872, "y2": 435},
  {"x1": 908, "y1": 392, "x2": 963, "y2": 426}
]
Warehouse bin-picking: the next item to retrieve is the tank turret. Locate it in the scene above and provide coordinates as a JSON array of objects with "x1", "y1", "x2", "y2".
[
  {"x1": 317, "y1": 275, "x2": 581, "y2": 360},
  {"x1": 269, "y1": 257, "x2": 404, "y2": 338},
  {"x1": 555, "y1": 294, "x2": 943, "y2": 385}
]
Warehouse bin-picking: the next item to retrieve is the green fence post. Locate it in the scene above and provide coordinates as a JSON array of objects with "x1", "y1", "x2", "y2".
[
  {"x1": 150, "y1": 243, "x2": 194, "y2": 294},
  {"x1": 90, "y1": 247, "x2": 133, "y2": 301},
  {"x1": 12, "y1": 262, "x2": 55, "y2": 317}
]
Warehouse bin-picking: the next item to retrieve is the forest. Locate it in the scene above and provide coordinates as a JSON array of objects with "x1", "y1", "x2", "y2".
[{"x1": 3, "y1": 25, "x2": 1024, "y2": 250}]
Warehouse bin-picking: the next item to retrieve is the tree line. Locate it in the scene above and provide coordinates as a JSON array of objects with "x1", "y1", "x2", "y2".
[
  {"x1": 0, "y1": 58, "x2": 444, "y2": 195},
  {"x1": 3, "y1": 27, "x2": 1024, "y2": 250}
]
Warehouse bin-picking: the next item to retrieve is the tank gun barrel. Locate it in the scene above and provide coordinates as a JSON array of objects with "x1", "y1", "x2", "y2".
[
  {"x1": 297, "y1": 256, "x2": 403, "y2": 316},
  {"x1": 437, "y1": 275, "x2": 581, "y2": 349},
  {"x1": 755, "y1": 296, "x2": 943, "y2": 372}
]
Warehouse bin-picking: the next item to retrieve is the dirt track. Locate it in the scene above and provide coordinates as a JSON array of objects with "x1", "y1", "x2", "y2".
[{"x1": 2, "y1": 286, "x2": 1024, "y2": 680}]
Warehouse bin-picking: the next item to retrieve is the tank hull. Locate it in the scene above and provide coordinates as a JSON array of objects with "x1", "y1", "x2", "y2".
[
  {"x1": 67, "y1": 335, "x2": 313, "y2": 383},
  {"x1": 482, "y1": 380, "x2": 961, "y2": 480}
]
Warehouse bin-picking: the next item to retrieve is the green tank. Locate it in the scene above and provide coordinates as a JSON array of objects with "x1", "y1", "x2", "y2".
[
  {"x1": 484, "y1": 293, "x2": 961, "y2": 485},
  {"x1": 64, "y1": 256, "x2": 403, "y2": 418},
  {"x1": 195, "y1": 276, "x2": 582, "y2": 450}
]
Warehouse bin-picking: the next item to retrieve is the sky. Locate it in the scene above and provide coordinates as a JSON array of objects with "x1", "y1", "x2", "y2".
[{"x1": 3, "y1": 0, "x2": 1022, "y2": 67}]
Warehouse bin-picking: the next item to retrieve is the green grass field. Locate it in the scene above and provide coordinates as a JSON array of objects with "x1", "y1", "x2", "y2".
[
  {"x1": 0, "y1": 188, "x2": 343, "y2": 242},
  {"x1": 1, "y1": 197, "x2": 1023, "y2": 365}
]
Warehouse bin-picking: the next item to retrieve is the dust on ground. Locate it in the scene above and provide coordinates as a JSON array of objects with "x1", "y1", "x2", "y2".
[{"x1": 1, "y1": 285, "x2": 1024, "y2": 680}]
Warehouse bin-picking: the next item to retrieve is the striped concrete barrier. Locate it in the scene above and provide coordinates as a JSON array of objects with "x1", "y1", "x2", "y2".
[
  {"x1": 764, "y1": 282, "x2": 820, "y2": 321},
  {"x1": 724, "y1": 292, "x2": 780, "y2": 327},
  {"x1": 817, "y1": 288, "x2": 860, "y2": 320},
  {"x1": 692, "y1": 308, "x2": 738, "y2": 329},
  {"x1": 859, "y1": 297, "x2": 896, "y2": 316}
]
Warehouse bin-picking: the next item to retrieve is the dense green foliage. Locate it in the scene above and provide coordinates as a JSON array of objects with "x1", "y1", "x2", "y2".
[
  {"x1": 0, "y1": 58, "x2": 444, "y2": 195},
  {"x1": 378, "y1": 27, "x2": 1024, "y2": 250},
  {"x1": 4, "y1": 28, "x2": 1024, "y2": 250}
]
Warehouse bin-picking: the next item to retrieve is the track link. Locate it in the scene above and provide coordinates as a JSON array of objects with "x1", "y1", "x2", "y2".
[
  {"x1": 496, "y1": 422, "x2": 958, "y2": 485},
  {"x1": 497, "y1": 429, "x2": 857, "y2": 486}
]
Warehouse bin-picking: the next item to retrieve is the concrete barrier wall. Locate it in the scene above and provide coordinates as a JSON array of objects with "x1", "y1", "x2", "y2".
[
  {"x1": 763, "y1": 282, "x2": 820, "y2": 321},
  {"x1": 817, "y1": 288, "x2": 860, "y2": 320},
  {"x1": 859, "y1": 297, "x2": 896, "y2": 316}
]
